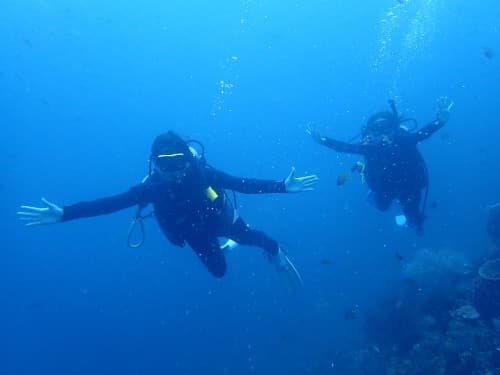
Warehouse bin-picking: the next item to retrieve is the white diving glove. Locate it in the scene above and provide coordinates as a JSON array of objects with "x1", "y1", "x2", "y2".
[{"x1": 17, "y1": 198, "x2": 63, "y2": 226}]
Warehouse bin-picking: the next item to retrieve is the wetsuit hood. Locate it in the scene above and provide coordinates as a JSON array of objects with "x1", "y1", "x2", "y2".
[
  {"x1": 363, "y1": 111, "x2": 399, "y2": 138},
  {"x1": 149, "y1": 131, "x2": 198, "y2": 183},
  {"x1": 151, "y1": 131, "x2": 193, "y2": 160}
]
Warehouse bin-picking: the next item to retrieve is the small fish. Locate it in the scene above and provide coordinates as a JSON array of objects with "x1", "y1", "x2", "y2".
[
  {"x1": 321, "y1": 258, "x2": 332, "y2": 265},
  {"x1": 336, "y1": 172, "x2": 351, "y2": 186},
  {"x1": 22, "y1": 37, "x2": 32, "y2": 47},
  {"x1": 315, "y1": 301, "x2": 332, "y2": 313},
  {"x1": 397, "y1": 0, "x2": 407, "y2": 4},
  {"x1": 483, "y1": 47, "x2": 494, "y2": 59},
  {"x1": 402, "y1": 277, "x2": 418, "y2": 287},
  {"x1": 394, "y1": 252, "x2": 405, "y2": 261},
  {"x1": 344, "y1": 306, "x2": 359, "y2": 320},
  {"x1": 439, "y1": 132, "x2": 451, "y2": 141}
]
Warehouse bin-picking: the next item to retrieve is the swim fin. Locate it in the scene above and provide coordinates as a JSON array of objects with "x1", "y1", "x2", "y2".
[
  {"x1": 272, "y1": 248, "x2": 304, "y2": 293},
  {"x1": 220, "y1": 240, "x2": 304, "y2": 292}
]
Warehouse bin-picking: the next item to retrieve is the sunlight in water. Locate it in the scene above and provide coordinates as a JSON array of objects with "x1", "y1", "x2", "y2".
[
  {"x1": 211, "y1": 56, "x2": 239, "y2": 119},
  {"x1": 211, "y1": 0, "x2": 259, "y2": 119},
  {"x1": 372, "y1": 0, "x2": 439, "y2": 96}
]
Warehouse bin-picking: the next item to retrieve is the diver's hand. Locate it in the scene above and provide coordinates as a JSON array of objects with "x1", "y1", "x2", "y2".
[
  {"x1": 284, "y1": 167, "x2": 319, "y2": 193},
  {"x1": 17, "y1": 198, "x2": 64, "y2": 226},
  {"x1": 436, "y1": 96, "x2": 454, "y2": 124},
  {"x1": 306, "y1": 124, "x2": 326, "y2": 144}
]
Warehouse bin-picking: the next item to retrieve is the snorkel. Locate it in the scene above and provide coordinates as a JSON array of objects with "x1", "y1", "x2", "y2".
[
  {"x1": 388, "y1": 99, "x2": 398, "y2": 119},
  {"x1": 389, "y1": 99, "x2": 420, "y2": 132}
]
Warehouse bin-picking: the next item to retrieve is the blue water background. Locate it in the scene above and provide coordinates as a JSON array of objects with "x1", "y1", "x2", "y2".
[{"x1": 2, "y1": 0, "x2": 499, "y2": 374}]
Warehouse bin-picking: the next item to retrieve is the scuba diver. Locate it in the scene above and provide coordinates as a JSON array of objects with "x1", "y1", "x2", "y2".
[
  {"x1": 307, "y1": 97, "x2": 454, "y2": 235},
  {"x1": 18, "y1": 131, "x2": 318, "y2": 288}
]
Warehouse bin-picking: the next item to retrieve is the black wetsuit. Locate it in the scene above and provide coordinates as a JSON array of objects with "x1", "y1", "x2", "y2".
[
  {"x1": 63, "y1": 163, "x2": 285, "y2": 277},
  {"x1": 320, "y1": 120, "x2": 445, "y2": 231}
]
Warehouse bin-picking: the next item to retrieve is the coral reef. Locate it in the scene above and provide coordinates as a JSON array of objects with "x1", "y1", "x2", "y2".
[{"x1": 307, "y1": 249, "x2": 500, "y2": 374}]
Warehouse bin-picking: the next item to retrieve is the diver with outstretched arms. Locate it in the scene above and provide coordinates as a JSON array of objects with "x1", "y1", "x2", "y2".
[
  {"x1": 307, "y1": 97, "x2": 453, "y2": 235},
  {"x1": 18, "y1": 131, "x2": 318, "y2": 289}
]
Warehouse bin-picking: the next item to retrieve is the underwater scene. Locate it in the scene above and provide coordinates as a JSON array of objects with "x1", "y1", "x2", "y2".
[{"x1": 2, "y1": 0, "x2": 500, "y2": 374}]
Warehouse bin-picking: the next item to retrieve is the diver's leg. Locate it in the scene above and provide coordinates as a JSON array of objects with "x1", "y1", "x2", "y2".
[
  {"x1": 226, "y1": 217, "x2": 279, "y2": 256},
  {"x1": 187, "y1": 235, "x2": 227, "y2": 278},
  {"x1": 374, "y1": 192, "x2": 392, "y2": 211},
  {"x1": 227, "y1": 218, "x2": 303, "y2": 290},
  {"x1": 400, "y1": 190, "x2": 425, "y2": 232}
]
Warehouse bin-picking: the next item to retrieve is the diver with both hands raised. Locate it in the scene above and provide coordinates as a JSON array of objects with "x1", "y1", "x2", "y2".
[
  {"x1": 308, "y1": 97, "x2": 454, "y2": 235},
  {"x1": 18, "y1": 131, "x2": 318, "y2": 289}
]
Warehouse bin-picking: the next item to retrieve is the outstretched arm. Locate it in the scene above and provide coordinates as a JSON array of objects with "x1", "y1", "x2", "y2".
[
  {"x1": 411, "y1": 120, "x2": 446, "y2": 142},
  {"x1": 207, "y1": 167, "x2": 318, "y2": 194},
  {"x1": 307, "y1": 125, "x2": 368, "y2": 155},
  {"x1": 62, "y1": 186, "x2": 148, "y2": 221},
  {"x1": 411, "y1": 97, "x2": 454, "y2": 143},
  {"x1": 18, "y1": 184, "x2": 151, "y2": 225}
]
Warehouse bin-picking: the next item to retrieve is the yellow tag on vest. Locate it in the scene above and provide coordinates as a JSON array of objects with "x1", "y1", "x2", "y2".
[{"x1": 206, "y1": 186, "x2": 218, "y2": 202}]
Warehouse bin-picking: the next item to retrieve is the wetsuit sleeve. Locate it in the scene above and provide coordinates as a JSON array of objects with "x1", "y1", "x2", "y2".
[
  {"x1": 320, "y1": 137, "x2": 369, "y2": 155},
  {"x1": 62, "y1": 183, "x2": 152, "y2": 221},
  {"x1": 207, "y1": 167, "x2": 286, "y2": 194},
  {"x1": 409, "y1": 120, "x2": 445, "y2": 143}
]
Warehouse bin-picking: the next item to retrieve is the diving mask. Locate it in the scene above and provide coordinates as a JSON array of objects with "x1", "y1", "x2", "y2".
[{"x1": 154, "y1": 152, "x2": 190, "y2": 172}]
